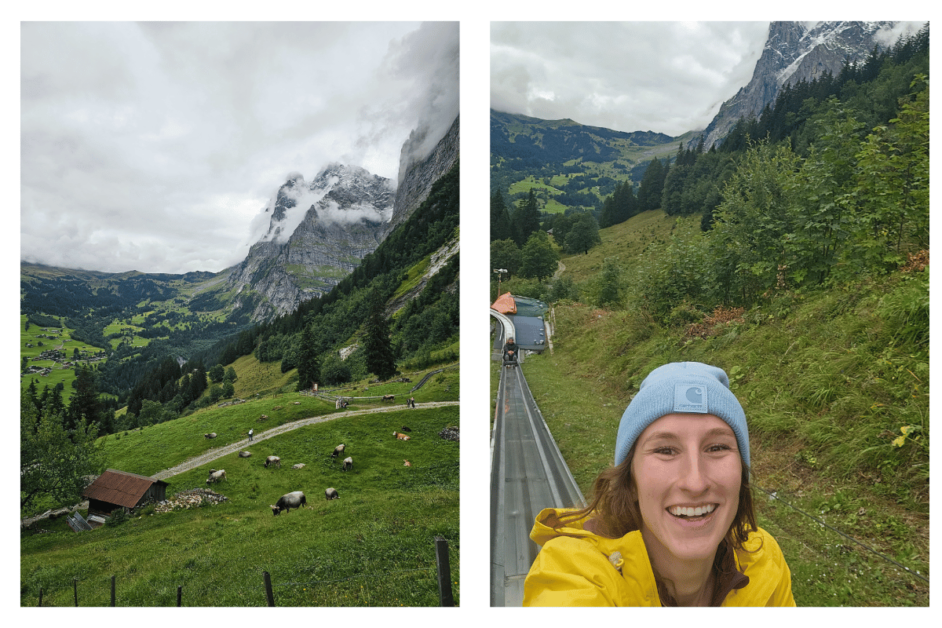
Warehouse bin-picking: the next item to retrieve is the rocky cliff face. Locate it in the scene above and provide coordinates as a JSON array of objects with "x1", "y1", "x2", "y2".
[
  {"x1": 383, "y1": 115, "x2": 459, "y2": 239},
  {"x1": 227, "y1": 164, "x2": 395, "y2": 321},
  {"x1": 703, "y1": 21, "x2": 896, "y2": 149},
  {"x1": 223, "y1": 114, "x2": 458, "y2": 324}
]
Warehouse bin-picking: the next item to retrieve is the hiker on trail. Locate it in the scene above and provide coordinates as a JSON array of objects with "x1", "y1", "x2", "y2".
[
  {"x1": 409, "y1": 397, "x2": 416, "y2": 408},
  {"x1": 248, "y1": 428, "x2": 253, "y2": 442},
  {"x1": 336, "y1": 398, "x2": 341, "y2": 409},
  {"x1": 502, "y1": 336, "x2": 518, "y2": 368},
  {"x1": 523, "y1": 362, "x2": 795, "y2": 607}
]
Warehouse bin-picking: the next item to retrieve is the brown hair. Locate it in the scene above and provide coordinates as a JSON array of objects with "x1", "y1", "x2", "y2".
[{"x1": 557, "y1": 443, "x2": 758, "y2": 550}]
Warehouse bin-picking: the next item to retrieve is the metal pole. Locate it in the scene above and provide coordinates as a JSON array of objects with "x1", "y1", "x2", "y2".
[
  {"x1": 177, "y1": 585, "x2": 182, "y2": 607},
  {"x1": 73, "y1": 578, "x2": 78, "y2": 607},
  {"x1": 434, "y1": 537, "x2": 455, "y2": 607},
  {"x1": 38, "y1": 588, "x2": 43, "y2": 607},
  {"x1": 110, "y1": 575, "x2": 115, "y2": 607},
  {"x1": 263, "y1": 571, "x2": 275, "y2": 607}
]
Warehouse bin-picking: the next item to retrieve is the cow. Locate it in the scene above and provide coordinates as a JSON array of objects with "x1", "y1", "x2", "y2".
[
  {"x1": 238, "y1": 451, "x2": 252, "y2": 458},
  {"x1": 325, "y1": 487, "x2": 339, "y2": 501},
  {"x1": 264, "y1": 456, "x2": 281, "y2": 468},
  {"x1": 270, "y1": 491, "x2": 306, "y2": 515},
  {"x1": 382, "y1": 394, "x2": 395, "y2": 402},
  {"x1": 206, "y1": 469, "x2": 227, "y2": 484},
  {"x1": 292, "y1": 463, "x2": 305, "y2": 470},
  {"x1": 331, "y1": 444, "x2": 345, "y2": 458},
  {"x1": 400, "y1": 426, "x2": 412, "y2": 432},
  {"x1": 393, "y1": 431, "x2": 411, "y2": 441},
  {"x1": 403, "y1": 460, "x2": 412, "y2": 467},
  {"x1": 204, "y1": 433, "x2": 217, "y2": 439},
  {"x1": 342, "y1": 457, "x2": 353, "y2": 472}
]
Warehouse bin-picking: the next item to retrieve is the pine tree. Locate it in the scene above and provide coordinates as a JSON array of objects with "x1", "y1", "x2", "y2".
[
  {"x1": 490, "y1": 190, "x2": 513, "y2": 241},
  {"x1": 296, "y1": 323, "x2": 320, "y2": 391},
  {"x1": 67, "y1": 364, "x2": 101, "y2": 431},
  {"x1": 363, "y1": 291, "x2": 397, "y2": 381},
  {"x1": 637, "y1": 157, "x2": 666, "y2": 212},
  {"x1": 513, "y1": 189, "x2": 541, "y2": 246}
]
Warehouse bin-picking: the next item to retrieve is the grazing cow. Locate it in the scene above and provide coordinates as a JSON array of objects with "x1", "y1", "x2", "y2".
[
  {"x1": 325, "y1": 487, "x2": 339, "y2": 501},
  {"x1": 342, "y1": 457, "x2": 353, "y2": 472},
  {"x1": 292, "y1": 463, "x2": 305, "y2": 470},
  {"x1": 400, "y1": 426, "x2": 412, "y2": 432},
  {"x1": 393, "y1": 431, "x2": 411, "y2": 441},
  {"x1": 331, "y1": 444, "x2": 345, "y2": 458},
  {"x1": 206, "y1": 469, "x2": 227, "y2": 484},
  {"x1": 270, "y1": 491, "x2": 306, "y2": 515},
  {"x1": 260, "y1": 414, "x2": 269, "y2": 420},
  {"x1": 204, "y1": 433, "x2": 217, "y2": 439},
  {"x1": 238, "y1": 451, "x2": 252, "y2": 458},
  {"x1": 264, "y1": 456, "x2": 281, "y2": 468},
  {"x1": 382, "y1": 394, "x2": 395, "y2": 402},
  {"x1": 293, "y1": 402, "x2": 300, "y2": 405},
  {"x1": 403, "y1": 460, "x2": 412, "y2": 467}
]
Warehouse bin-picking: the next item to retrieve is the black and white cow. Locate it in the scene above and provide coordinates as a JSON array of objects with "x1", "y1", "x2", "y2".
[
  {"x1": 325, "y1": 487, "x2": 339, "y2": 501},
  {"x1": 270, "y1": 491, "x2": 306, "y2": 515}
]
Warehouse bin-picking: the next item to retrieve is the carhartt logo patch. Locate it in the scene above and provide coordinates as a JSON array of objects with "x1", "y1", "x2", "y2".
[{"x1": 674, "y1": 384, "x2": 708, "y2": 413}]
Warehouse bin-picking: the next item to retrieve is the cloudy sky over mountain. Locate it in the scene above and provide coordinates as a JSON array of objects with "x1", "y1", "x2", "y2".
[
  {"x1": 21, "y1": 21, "x2": 458, "y2": 274},
  {"x1": 490, "y1": 21, "x2": 925, "y2": 136}
]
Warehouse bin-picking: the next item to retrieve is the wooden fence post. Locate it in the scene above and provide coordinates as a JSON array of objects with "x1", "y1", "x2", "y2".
[
  {"x1": 177, "y1": 585, "x2": 182, "y2": 607},
  {"x1": 73, "y1": 578, "x2": 78, "y2": 607},
  {"x1": 38, "y1": 588, "x2": 43, "y2": 607},
  {"x1": 263, "y1": 571, "x2": 275, "y2": 607},
  {"x1": 110, "y1": 575, "x2": 115, "y2": 606},
  {"x1": 434, "y1": 537, "x2": 455, "y2": 607}
]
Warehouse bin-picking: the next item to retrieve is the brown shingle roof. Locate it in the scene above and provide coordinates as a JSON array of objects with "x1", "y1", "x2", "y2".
[{"x1": 82, "y1": 469, "x2": 168, "y2": 509}]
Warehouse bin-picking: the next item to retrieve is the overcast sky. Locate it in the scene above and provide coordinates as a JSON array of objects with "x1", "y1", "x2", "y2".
[
  {"x1": 491, "y1": 21, "x2": 923, "y2": 136},
  {"x1": 21, "y1": 21, "x2": 459, "y2": 274}
]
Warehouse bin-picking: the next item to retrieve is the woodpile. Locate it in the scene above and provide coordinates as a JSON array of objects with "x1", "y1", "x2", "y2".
[
  {"x1": 439, "y1": 426, "x2": 460, "y2": 442},
  {"x1": 155, "y1": 488, "x2": 229, "y2": 513}
]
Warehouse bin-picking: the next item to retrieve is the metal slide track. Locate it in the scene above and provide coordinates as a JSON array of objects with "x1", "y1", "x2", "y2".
[{"x1": 490, "y1": 339, "x2": 585, "y2": 607}]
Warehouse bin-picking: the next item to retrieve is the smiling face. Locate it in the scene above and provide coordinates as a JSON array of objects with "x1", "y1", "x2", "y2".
[{"x1": 631, "y1": 413, "x2": 742, "y2": 566}]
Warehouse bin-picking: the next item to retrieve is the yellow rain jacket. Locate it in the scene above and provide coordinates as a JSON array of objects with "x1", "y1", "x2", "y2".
[{"x1": 523, "y1": 507, "x2": 796, "y2": 607}]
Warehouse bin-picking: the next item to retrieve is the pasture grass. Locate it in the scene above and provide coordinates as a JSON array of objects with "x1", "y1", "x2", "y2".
[
  {"x1": 100, "y1": 358, "x2": 458, "y2": 480},
  {"x1": 21, "y1": 407, "x2": 459, "y2": 607}
]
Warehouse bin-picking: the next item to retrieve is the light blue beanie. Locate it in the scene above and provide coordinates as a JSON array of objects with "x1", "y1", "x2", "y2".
[{"x1": 614, "y1": 362, "x2": 750, "y2": 468}]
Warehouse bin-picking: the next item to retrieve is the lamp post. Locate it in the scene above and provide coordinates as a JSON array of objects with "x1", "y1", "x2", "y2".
[{"x1": 493, "y1": 268, "x2": 507, "y2": 299}]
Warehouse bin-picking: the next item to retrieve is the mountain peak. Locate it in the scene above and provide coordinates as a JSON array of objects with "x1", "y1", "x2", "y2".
[{"x1": 703, "y1": 21, "x2": 899, "y2": 149}]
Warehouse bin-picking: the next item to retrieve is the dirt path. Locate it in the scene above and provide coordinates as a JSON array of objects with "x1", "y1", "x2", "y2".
[
  {"x1": 553, "y1": 260, "x2": 566, "y2": 279},
  {"x1": 152, "y1": 401, "x2": 459, "y2": 480},
  {"x1": 21, "y1": 401, "x2": 459, "y2": 527}
]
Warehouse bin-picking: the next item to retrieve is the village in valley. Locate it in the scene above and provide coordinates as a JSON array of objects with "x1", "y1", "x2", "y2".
[{"x1": 22, "y1": 326, "x2": 107, "y2": 380}]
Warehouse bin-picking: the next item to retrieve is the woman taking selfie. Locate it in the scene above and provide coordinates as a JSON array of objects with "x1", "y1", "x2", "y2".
[{"x1": 523, "y1": 362, "x2": 795, "y2": 606}]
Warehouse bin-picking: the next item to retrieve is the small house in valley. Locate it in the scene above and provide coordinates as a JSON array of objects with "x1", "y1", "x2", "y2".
[{"x1": 82, "y1": 469, "x2": 169, "y2": 516}]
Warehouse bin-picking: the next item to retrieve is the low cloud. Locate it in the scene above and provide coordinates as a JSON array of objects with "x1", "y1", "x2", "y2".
[{"x1": 21, "y1": 22, "x2": 455, "y2": 274}]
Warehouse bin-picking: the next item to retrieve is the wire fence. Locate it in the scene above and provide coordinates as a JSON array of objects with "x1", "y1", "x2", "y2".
[
  {"x1": 753, "y1": 482, "x2": 929, "y2": 585},
  {"x1": 30, "y1": 538, "x2": 456, "y2": 607}
]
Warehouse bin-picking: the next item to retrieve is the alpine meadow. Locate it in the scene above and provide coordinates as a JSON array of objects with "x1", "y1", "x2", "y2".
[{"x1": 21, "y1": 22, "x2": 460, "y2": 608}]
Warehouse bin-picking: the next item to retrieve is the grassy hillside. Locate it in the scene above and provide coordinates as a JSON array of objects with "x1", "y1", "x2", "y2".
[
  {"x1": 511, "y1": 264, "x2": 927, "y2": 605},
  {"x1": 21, "y1": 405, "x2": 459, "y2": 607},
  {"x1": 490, "y1": 109, "x2": 700, "y2": 212},
  {"x1": 20, "y1": 314, "x2": 98, "y2": 395}
]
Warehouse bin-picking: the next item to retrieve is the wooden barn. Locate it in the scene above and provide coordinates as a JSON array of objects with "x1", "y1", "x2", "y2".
[{"x1": 82, "y1": 469, "x2": 169, "y2": 516}]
